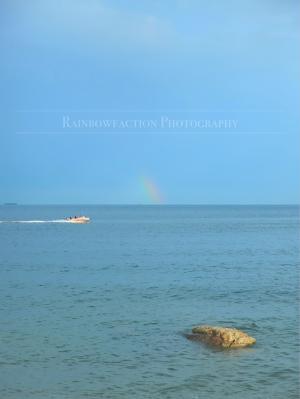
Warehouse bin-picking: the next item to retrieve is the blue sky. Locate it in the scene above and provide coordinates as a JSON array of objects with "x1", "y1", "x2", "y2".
[{"x1": 1, "y1": 0, "x2": 299, "y2": 204}]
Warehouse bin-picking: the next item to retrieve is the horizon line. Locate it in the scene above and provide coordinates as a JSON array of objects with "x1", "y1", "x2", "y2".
[{"x1": 1, "y1": 203, "x2": 299, "y2": 206}]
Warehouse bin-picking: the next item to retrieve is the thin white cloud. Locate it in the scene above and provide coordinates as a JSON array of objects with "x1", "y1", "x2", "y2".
[
  {"x1": 2, "y1": 0, "x2": 177, "y2": 51},
  {"x1": 1, "y1": 0, "x2": 299, "y2": 55}
]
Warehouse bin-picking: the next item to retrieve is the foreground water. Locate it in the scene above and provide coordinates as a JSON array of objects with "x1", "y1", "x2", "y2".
[{"x1": 0, "y1": 205, "x2": 299, "y2": 399}]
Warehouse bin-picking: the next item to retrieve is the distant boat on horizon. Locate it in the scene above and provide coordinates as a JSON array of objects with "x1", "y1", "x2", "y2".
[{"x1": 3, "y1": 203, "x2": 18, "y2": 206}]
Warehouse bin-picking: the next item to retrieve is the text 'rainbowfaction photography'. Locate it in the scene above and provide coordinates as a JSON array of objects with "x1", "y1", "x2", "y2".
[{"x1": 1, "y1": 1, "x2": 299, "y2": 399}]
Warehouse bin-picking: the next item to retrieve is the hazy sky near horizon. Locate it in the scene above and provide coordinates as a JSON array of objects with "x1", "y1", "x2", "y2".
[{"x1": 1, "y1": 0, "x2": 299, "y2": 204}]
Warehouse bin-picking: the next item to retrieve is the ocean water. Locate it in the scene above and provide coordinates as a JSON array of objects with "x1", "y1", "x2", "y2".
[{"x1": 0, "y1": 205, "x2": 299, "y2": 399}]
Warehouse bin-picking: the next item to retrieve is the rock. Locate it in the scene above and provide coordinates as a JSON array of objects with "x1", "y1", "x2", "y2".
[{"x1": 186, "y1": 325, "x2": 256, "y2": 348}]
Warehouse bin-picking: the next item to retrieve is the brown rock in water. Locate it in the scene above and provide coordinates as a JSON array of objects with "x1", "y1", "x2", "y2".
[{"x1": 187, "y1": 325, "x2": 256, "y2": 348}]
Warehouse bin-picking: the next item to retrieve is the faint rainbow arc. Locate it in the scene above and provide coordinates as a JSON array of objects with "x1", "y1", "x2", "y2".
[{"x1": 140, "y1": 176, "x2": 164, "y2": 204}]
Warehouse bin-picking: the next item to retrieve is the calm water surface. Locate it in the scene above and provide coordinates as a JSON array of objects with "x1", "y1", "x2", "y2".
[{"x1": 0, "y1": 205, "x2": 299, "y2": 399}]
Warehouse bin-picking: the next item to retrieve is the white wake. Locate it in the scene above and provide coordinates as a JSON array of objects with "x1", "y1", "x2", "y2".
[{"x1": 0, "y1": 219, "x2": 69, "y2": 223}]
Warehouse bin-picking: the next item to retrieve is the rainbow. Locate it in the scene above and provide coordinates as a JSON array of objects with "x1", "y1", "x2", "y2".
[{"x1": 141, "y1": 176, "x2": 164, "y2": 204}]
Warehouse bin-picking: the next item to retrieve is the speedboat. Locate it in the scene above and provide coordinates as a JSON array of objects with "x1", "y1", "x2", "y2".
[{"x1": 65, "y1": 216, "x2": 90, "y2": 224}]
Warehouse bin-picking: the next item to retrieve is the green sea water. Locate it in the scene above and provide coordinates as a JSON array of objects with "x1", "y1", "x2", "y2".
[{"x1": 0, "y1": 205, "x2": 299, "y2": 398}]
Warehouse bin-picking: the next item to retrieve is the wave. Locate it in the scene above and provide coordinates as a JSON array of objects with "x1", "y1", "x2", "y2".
[{"x1": 0, "y1": 219, "x2": 69, "y2": 223}]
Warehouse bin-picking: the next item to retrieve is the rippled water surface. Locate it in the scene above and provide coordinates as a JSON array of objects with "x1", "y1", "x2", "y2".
[{"x1": 0, "y1": 205, "x2": 299, "y2": 399}]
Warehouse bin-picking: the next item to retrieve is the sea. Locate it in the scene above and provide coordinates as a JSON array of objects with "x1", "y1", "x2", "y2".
[{"x1": 0, "y1": 205, "x2": 299, "y2": 399}]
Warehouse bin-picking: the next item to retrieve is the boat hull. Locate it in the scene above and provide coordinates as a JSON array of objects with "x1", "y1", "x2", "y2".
[{"x1": 66, "y1": 216, "x2": 90, "y2": 224}]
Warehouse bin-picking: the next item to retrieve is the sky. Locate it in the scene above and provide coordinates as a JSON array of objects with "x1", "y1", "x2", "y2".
[{"x1": 1, "y1": 0, "x2": 299, "y2": 204}]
